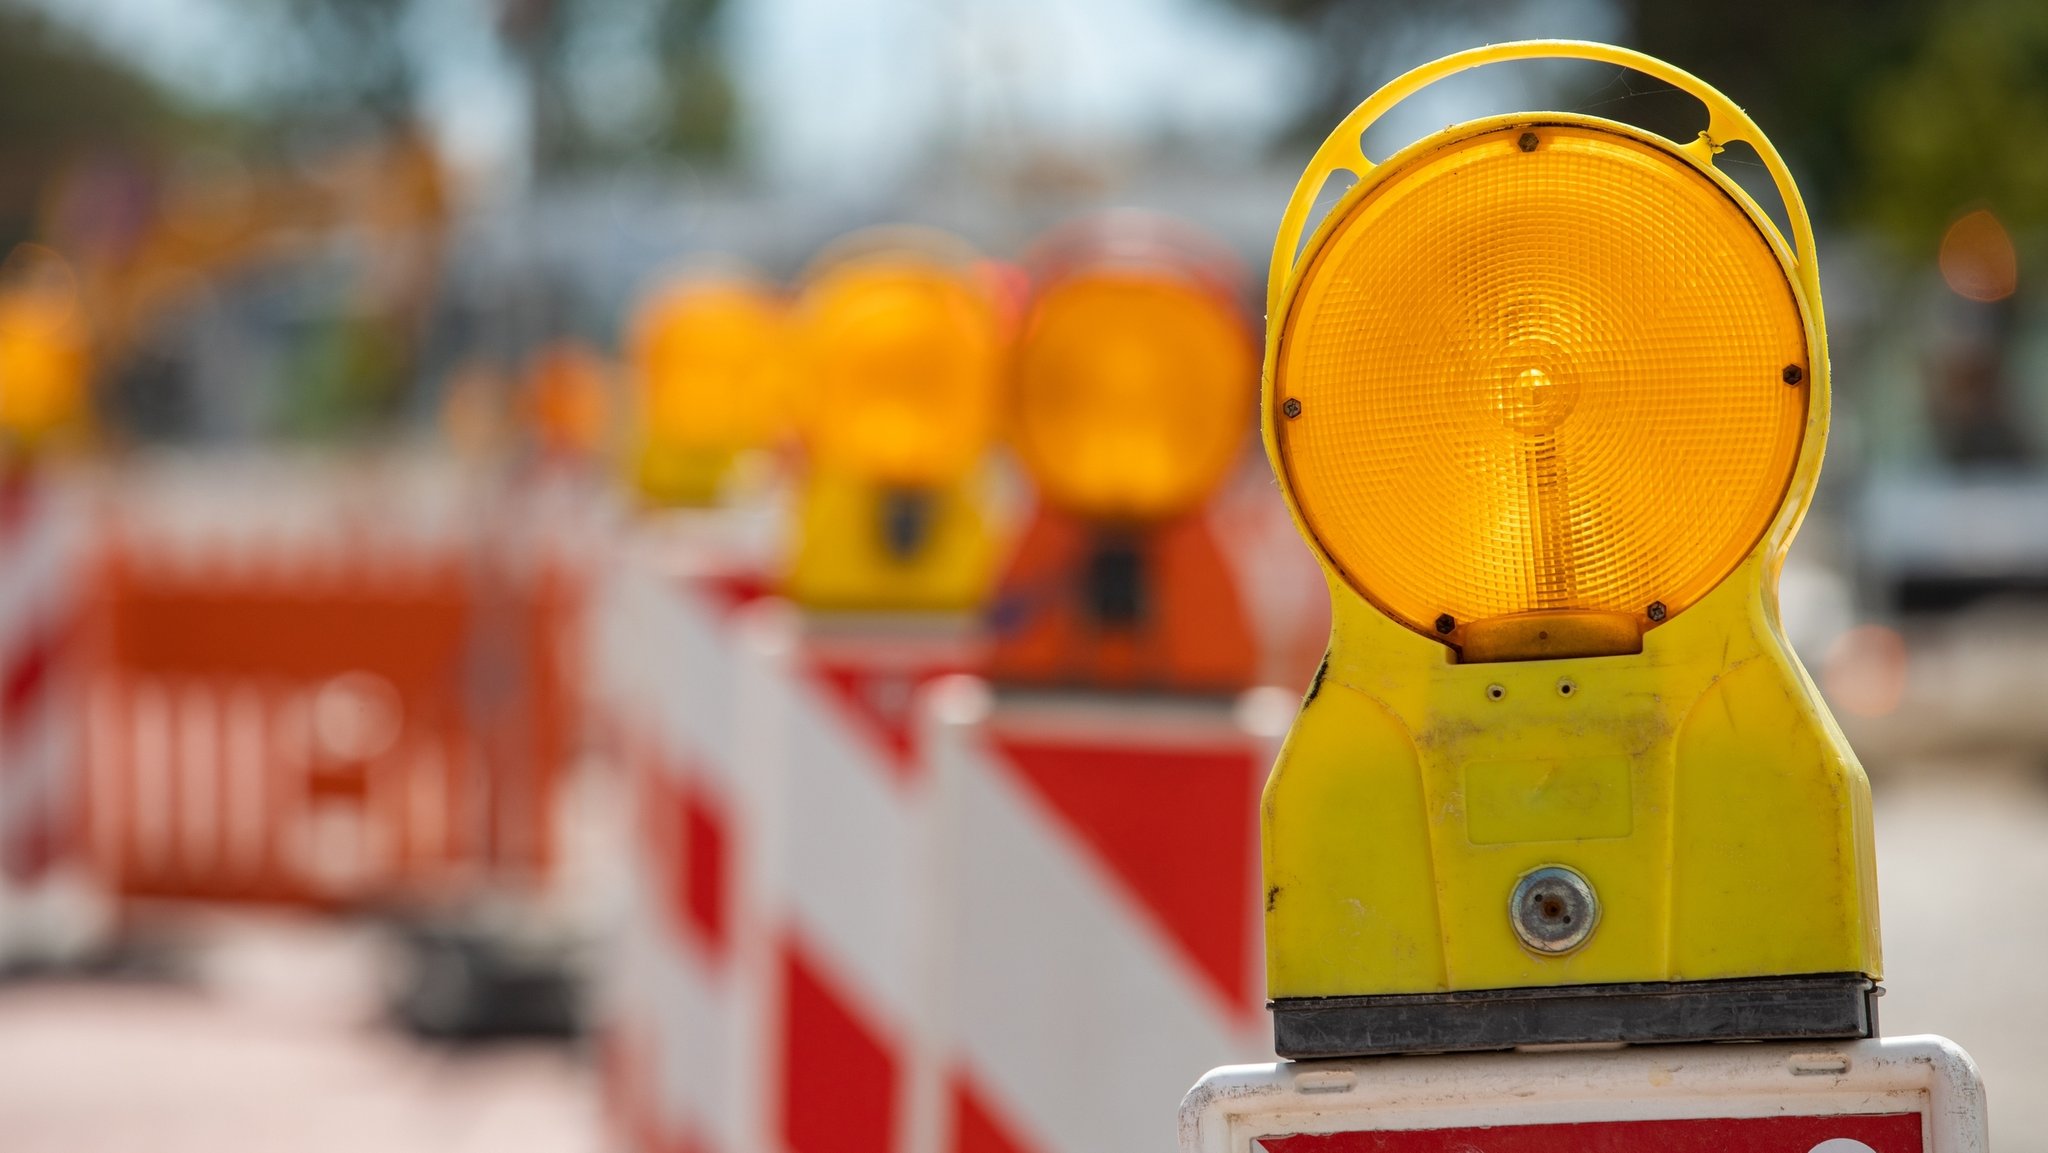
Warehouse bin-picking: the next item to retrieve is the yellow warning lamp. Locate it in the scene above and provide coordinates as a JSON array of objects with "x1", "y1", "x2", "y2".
[
  {"x1": 987, "y1": 216, "x2": 1261, "y2": 693},
  {"x1": 0, "y1": 245, "x2": 91, "y2": 453},
  {"x1": 783, "y1": 231, "x2": 1005, "y2": 612},
  {"x1": 1011, "y1": 221, "x2": 1252, "y2": 523},
  {"x1": 627, "y1": 273, "x2": 788, "y2": 506},
  {"x1": 1259, "y1": 41, "x2": 1880, "y2": 1056}
]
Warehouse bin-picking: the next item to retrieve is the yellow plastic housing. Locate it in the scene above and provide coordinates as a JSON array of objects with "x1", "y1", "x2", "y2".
[
  {"x1": 784, "y1": 471, "x2": 996, "y2": 613},
  {"x1": 1013, "y1": 270, "x2": 1253, "y2": 521},
  {"x1": 1278, "y1": 125, "x2": 1808, "y2": 644},
  {"x1": 1259, "y1": 41, "x2": 1881, "y2": 1001},
  {"x1": 792, "y1": 257, "x2": 1002, "y2": 489}
]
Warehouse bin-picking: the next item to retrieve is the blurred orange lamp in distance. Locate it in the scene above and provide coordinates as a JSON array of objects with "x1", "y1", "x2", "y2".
[
  {"x1": 0, "y1": 244, "x2": 91, "y2": 455},
  {"x1": 987, "y1": 216, "x2": 1260, "y2": 693},
  {"x1": 522, "y1": 339, "x2": 614, "y2": 464},
  {"x1": 628, "y1": 272, "x2": 788, "y2": 506},
  {"x1": 783, "y1": 232, "x2": 1006, "y2": 612}
]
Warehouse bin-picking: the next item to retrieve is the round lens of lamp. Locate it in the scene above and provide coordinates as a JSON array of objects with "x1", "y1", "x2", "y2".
[
  {"x1": 794, "y1": 259, "x2": 1002, "y2": 488},
  {"x1": 632, "y1": 279, "x2": 786, "y2": 452},
  {"x1": 1014, "y1": 272, "x2": 1252, "y2": 521},
  {"x1": 1275, "y1": 122, "x2": 1809, "y2": 644}
]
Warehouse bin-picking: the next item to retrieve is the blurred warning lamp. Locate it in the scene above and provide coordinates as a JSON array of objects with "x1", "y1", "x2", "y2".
[
  {"x1": 632, "y1": 276, "x2": 787, "y2": 453},
  {"x1": 1276, "y1": 124, "x2": 1810, "y2": 661},
  {"x1": 1014, "y1": 269, "x2": 1252, "y2": 521},
  {"x1": 793, "y1": 257, "x2": 1002, "y2": 488},
  {"x1": 0, "y1": 245, "x2": 90, "y2": 446}
]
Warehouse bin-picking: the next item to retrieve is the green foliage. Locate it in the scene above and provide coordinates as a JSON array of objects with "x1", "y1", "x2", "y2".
[
  {"x1": 1224, "y1": 0, "x2": 2048, "y2": 253},
  {"x1": 1856, "y1": 0, "x2": 2048, "y2": 256}
]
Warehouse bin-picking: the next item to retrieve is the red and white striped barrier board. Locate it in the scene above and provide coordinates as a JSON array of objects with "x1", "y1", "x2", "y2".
[
  {"x1": 1180, "y1": 1036, "x2": 1987, "y2": 1153},
  {"x1": 602, "y1": 568, "x2": 1285, "y2": 1153},
  {"x1": 920, "y1": 682, "x2": 1281, "y2": 1153},
  {"x1": 588, "y1": 508, "x2": 782, "y2": 1153},
  {"x1": 0, "y1": 466, "x2": 106, "y2": 965},
  {"x1": 745, "y1": 616, "x2": 978, "y2": 1153}
]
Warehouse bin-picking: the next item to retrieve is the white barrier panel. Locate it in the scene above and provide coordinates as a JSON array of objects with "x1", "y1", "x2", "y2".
[
  {"x1": 920, "y1": 683, "x2": 1279, "y2": 1153},
  {"x1": 590, "y1": 511, "x2": 783, "y2": 1153},
  {"x1": 1179, "y1": 1036, "x2": 1987, "y2": 1152},
  {"x1": 743, "y1": 614, "x2": 978, "y2": 1153},
  {"x1": 0, "y1": 468, "x2": 108, "y2": 967}
]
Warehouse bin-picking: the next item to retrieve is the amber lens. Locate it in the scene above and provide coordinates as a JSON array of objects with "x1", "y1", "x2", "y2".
[
  {"x1": 794, "y1": 259, "x2": 1002, "y2": 486},
  {"x1": 0, "y1": 288, "x2": 87, "y2": 438},
  {"x1": 632, "y1": 279, "x2": 786, "y2": 451},
  {"x1": 1276, "y1": 123, "x2": 1808, "y2": 639},
  {"x1": 1014, "y1": 271, "x2": 1252, "y2": 520}
]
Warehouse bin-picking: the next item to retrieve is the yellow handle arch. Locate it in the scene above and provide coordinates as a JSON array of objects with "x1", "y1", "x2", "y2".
[{"x1": 1267, "y1": 39, "x2": 1820, "y2": 320}]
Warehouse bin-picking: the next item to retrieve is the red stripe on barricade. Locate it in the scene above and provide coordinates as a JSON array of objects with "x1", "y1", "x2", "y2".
[
  {"x1": 990, "y1": 736, "x2": 1261, "y2": 1015},
  {"x1": 950, "y1": 1073, "x2": 1038, "y2": 1153},
  {"x1": 700, "y1": 572, "x2": 773, "y2": 618},
  {"x1": 1257, "y1": 1112, "x2": 1925, "y2": 1152},
  {"x1": 781, "y1": 939, "x2": 900, "y2": 1153},
  {"x1": 681, "y1": 782, "x2": 730, "y2": 958},
  {"x1": 642, "y1": 747, "x2": 734, "y2": 963},
  {"x1": 806, "y1": 659, "x2": 930, "y2": 783},
  {"x1": 1, "y1": 624, "x2": 54, "y2": 745}
]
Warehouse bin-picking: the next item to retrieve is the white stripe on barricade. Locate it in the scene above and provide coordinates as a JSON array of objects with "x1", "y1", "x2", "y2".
[{"x1": 742, "y1": 613, "x2": 976, "y2": 1153}]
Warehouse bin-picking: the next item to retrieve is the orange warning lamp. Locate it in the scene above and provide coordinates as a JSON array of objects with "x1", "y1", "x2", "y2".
[
  {"x1": 987, "y1": 215, "x2": 1259, "y2": 693},
  {"x1": 1278, "y1": 122, "x2": 1807, "y2": 661},
  {"x1": 782, "y1": 230, "x2": 1006, "y2": 612},
  {"x1": 0, "y1": 244, "x2": 91, "y2": 453},
  {"x1": 628, "y1": 272, "x2": 788, "y2": 505}
]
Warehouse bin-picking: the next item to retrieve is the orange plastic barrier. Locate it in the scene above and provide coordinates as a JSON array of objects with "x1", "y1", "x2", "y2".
[{"x1": 83, "y1": 538, "x2": 576, "y2": 908}]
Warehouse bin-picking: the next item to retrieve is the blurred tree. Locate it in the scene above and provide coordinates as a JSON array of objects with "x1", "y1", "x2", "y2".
[
  {"x1": 1855, "y1": 0, "x2": 2048, "y2": 255},
  {"x1": 1620, "y1": 1, "x2": 1929, "y2": 231},
  {"x1": 499, "y1": 0, "x2": 737, "y2": 171},
  {"x1": 1221, "y1": 0, "x2": 1933, "y2": 229},
  {"x1": 0, "y1": 8, "x2": 193, "y2": 250}
]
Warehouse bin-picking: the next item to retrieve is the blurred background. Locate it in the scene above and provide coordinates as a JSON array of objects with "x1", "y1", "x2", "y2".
[{"x1": 1, "y1": 0, "x2": 2046, "y2": 1149}]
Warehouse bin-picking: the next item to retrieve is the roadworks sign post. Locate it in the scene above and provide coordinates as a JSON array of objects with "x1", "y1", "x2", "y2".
[{"x1": 1181, "y1": 40, "x2": 1988, "y2": 1152}]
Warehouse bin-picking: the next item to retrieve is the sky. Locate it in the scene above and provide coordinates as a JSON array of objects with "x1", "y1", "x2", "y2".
[{"x1": 17, "y1": 0, "x2": 1622, "y2": 196}]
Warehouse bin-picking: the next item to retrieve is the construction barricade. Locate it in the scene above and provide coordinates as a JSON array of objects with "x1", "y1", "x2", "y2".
[
  {"x1": 590, "y1": 506, "x2": 781, "y2": 1153},
  {"x1": 598, "y1": 217, "x2": 1297, "y2": 1153},
  {"x1": 67, "y1": 454, "x2": 599, "y2": 1032},
  {"x1": 0, "y1": 465, "x2": 108, "y2": 968},
  {"x1": 84, "y1": 462, "x2": 574, "y2": 908},
  {"x1": 919, "y1": 684, "x2": 1281, "y2": 1153},
  {"x1": 599, "y1": 542, "x2": 1287, "y2": 1153}
]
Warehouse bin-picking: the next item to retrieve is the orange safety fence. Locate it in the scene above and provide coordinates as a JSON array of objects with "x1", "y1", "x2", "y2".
[{"x1": 81, "y1": 532, "x2": 580, "y2": 909}]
